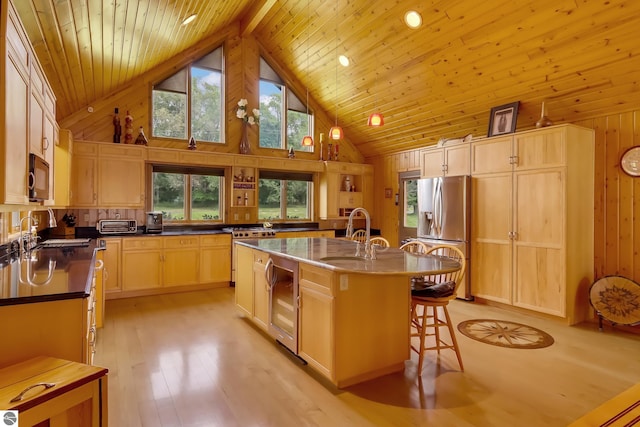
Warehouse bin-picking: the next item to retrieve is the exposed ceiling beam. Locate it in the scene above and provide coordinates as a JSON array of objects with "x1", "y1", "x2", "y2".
[{"x1": 240, "y1": 0, "x2": 278, "y2": 36}]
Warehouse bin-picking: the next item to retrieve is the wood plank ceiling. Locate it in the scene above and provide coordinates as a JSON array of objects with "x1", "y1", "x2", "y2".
[{"x1": 14, "y1": 0, "x2": 640, "y2": 158}]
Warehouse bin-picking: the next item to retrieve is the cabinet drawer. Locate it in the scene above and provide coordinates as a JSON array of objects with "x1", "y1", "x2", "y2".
[
  {"x1": 339, "y1": 191, "x2": 363, "y2": 208},
  {"x1": 99, "y1": 144, "x2": 145, "y2": 159},
  {"x1": 200, "y1": 234, "x2": 231, "y2": 247},
  {"x1": 253, "y1": 251, "x2": 269, "y2": 265},
  {"x1": 300, "y1": 264, "x2": 334, "y2": 295},
  {"x1": 122, "y1": 237, "x2": 162, "y2": 251},
  {"x1": 163, "y1": 236, "x2": 199, "y2": 249}
]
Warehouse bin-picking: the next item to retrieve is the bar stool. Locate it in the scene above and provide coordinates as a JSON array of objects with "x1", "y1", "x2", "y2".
[
  {"x1": 369, "y1": 236, "x2": 390, "y2": 247},
  {"x1": 410, "y1": 244, "x2": 466, "y2": 373},
  {"x1": 350, "y1": 229, "x2": 367, "y2": 242}
]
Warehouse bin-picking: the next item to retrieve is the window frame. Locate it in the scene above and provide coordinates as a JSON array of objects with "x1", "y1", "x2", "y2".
[
  {"x1": 151, "y1": 165, "x2": 225, "y2": 224},
  {"x1": 258, "y1": 170, "x2": 314, "y2": 222},
  {"x1": 259, "y1": 56, "x2": 314, "y2": 152},
  {"x1": 151, "y1": 46, "x2": 224, "y2": 144}
]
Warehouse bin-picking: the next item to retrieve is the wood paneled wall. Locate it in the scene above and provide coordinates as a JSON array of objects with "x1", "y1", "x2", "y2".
[
  {"x1": 369, "y1": 110, "x2": 640, "y2": 284},
  {"x1": 59, "y1": 24, "x2": 364, "y2": 164}
]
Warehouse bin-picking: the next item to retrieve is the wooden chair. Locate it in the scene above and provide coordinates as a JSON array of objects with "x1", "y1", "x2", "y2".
[
  {"x1": 350, "y1": 229, "x2": 367, "y2": 243},
  {"x1": 369, "y1": 236, "x2": 390, "y2": 247},
  {"x1": 399, "y1": 240, "x2": 428, "y2": 254},
  {"x1": 409, "y1": 244, "x2": 466, "y2": 374}
]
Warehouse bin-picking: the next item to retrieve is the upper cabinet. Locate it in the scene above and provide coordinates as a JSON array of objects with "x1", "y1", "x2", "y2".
[
  {"x1": 70, "y1": 141, "x2": 146, "y2": 208},
  {"x1": 319, "y1": 161, "x2": 373, "y2": 219},
  {"x1": 420, "y1": 140, "x2": 471, "y2": 178},
  {"x1": 1, "y1": 0, "x2": 57, "y2": 204}
]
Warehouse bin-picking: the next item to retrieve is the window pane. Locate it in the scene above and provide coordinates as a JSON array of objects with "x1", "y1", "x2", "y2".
[
  {"x1": 286, "y1": 180, "x2": 310, "y2": 219},
  {"x1": 191, "y1": 175, "x2": 222, "y2": 220},
  {"x1": 404, "y1": 178, "x2": 418, "y2": 227},
  {"x1": 153, "y1": 172, "x2": 185, "y2": 221},
  {"x1": 191, "y1": 67, "x2": 222, "y2": 143},
  {"x1": 259, "y1": 80, "x2": 283, "y2": 148},
  {"x1": 258, "y1": 178, "x2": 282, "y2": 220},
  {"x1": 152, "y1": 91, "x2": 187, "y2": 139},
  {"x1": 287, "y1": 110, "x2": 312, "y2": 153}
]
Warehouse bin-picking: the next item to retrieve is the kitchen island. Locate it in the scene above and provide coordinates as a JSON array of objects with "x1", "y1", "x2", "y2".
[{"x1": 234, "y1": 237, "x2": 460, "y2": 387}]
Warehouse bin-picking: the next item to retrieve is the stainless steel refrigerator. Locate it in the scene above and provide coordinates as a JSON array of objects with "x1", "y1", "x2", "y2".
[{"x1": 416, "y1": 175, "x2": 472, "y2": 300}]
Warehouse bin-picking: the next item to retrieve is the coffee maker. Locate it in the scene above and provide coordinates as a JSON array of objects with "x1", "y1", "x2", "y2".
[{"x1": 145, "y1": 211, "x2": 163, "y2": 233}]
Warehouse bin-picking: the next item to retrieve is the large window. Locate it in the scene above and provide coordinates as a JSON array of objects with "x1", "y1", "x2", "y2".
[
  {"x1": 152, "y1": 165, "x2": 224, "y2": 222},
  {"x1": 258, "y1": 171, "x2": 313, "y2": 221},
  {"x1": 152, "y1": 47, "x2": 223, "y2": 143},
  {"x1": 259, "y1": 57, "x2": 313, "y2": 152}
]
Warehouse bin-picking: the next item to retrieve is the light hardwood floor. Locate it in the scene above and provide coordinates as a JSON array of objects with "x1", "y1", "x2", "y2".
[{"x1": 95, "y1": 288, "x2": 640, "y2": 427}]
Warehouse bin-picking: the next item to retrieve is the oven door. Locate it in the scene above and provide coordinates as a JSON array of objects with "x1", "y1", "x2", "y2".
[{"x1": 265, "y1": 254, "x2": 298, "y2": 354}]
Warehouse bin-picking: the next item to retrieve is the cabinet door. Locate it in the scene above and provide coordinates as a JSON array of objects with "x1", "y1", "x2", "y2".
[
  {"x1": 420, "y1": 148, "x2": 444, "y2": 178},
  {"x1": 444, "y1": 144, "x2": 471, "y2": 176},
  {"x1": 98, "y1": 157, "x2": 144, "y2": 207},
  {"x1": 299, "y1": 286, "x2": 334, "y2": 379},
  {"x1": 122, "y1": 250, "x2": 162, "y2": 290},
  {"x1": 470, "y1": 174, "x2": 512, "y2": 303},
  {"x1": 253, "y1": 252, "x2": 270, "y2": 331},
  {"x1": 102, "y1": 238, "x2": 122, "y2": 295},
  {"x1": 3, "y1": 54, "x2": 29, "y2": 204},
  {"x1": 200, "y1": 246, "x2": 231, "y2": 284},
  {"x1": 514, "y1": 128, "x2": 565, "y2": 171},
  {"x1": 43, "y1": 114, "x2": 56, "y2": 203},
  {"x1": 471, "y1": 136, "x2": 512, "y2": 175},
  {"x1": 53, "y1": 129, "x2": 71, "y2": 206},
  {"x1": 29, "y1": 91, "x2": 44, "y2": 157},
  {"x1": 513, "y1": 169, "x2": 565, "y2": 316},
  {"x1": 234, "y1": 245, "x2": 254, "y2": 316},
  {"x1": 70, "y1": 155, "x2": 97, "y2": 206},
  {"x1": 163, "y1": 236, "x2": 199, "y2": 286}
]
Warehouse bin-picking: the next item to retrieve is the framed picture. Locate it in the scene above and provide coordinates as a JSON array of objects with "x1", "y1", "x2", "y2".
[{"x1": 488, "y1": 101, "x2": 519, "y2": 137}]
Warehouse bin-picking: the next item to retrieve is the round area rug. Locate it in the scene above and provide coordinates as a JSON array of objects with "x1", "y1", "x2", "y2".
[{"x1": 457, "y1": 319, "x2": 554, "y2": 349}]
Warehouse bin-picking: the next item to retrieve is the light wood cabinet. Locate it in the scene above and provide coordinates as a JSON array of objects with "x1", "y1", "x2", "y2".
[
  {"x1": 100, "y1": 237, "x2": 122, "y2": 295},
  {"x1": 121, "y1": 237, "x2": 163, "y2": 291},
  {"x1": 234, "y1": 244, "x2": 254, "y2": 317},
  {"x1": 163, "y1": 236, "x2": 199, "y2": 287},
  {"x1": 470, "y1": 124, "x2": 594, "y2": 324},
  {"x1": 199, "y1": 234, "x2": 231, "y2": 285},
  {"x1": 0, "y1": 356, "x2": 108, "y2": 426},
  {"x1": 71, "y1": 141, "x2": 145, "y2": 208},
  {"x1": 298, "y1": 263, "x2": 335, "y2": 379},
  {"x1": 252, "y1": 250, "x2": 270, "y2": 331},
  {"x1": 319, "y1": 162, "x2": 374, "y2": 219},
  {"x1": 420, "y1": 141, "x2": 471, "y2": 178},
  {"x1": 1, "y1": 2, "x2": 30, "y2": 204}
]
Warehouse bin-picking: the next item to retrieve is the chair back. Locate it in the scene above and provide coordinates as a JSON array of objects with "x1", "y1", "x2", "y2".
[
  {"x1": 350, "y1": 229, "x2": 367, "y2": 242},
  {"x1": 369, "y1": 236, "x2": 390, "y2": 247},
  {"x1": 399, "y1": 240, "x2": 428, "y2": 254},
  {"x1": 423, "y1": 245, "x2": 466, "y2": 299}
]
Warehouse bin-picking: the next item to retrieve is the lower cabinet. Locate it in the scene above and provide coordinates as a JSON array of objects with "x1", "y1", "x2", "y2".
[
  {"x1": 298, "y1": 263, "x2": 335, "y2": 379},
  {"x1": 234, "y1": 245, "x2": 270, "y2": 331},
  {"x1": 234, "y1": 244, "x2": 254, "y2": 317},
  {"x1": 121, "y1": 237, "x2": 163, "y2": 291},
  {"x1": 199, "y1": 234, "x2": 231, "y2": 285},
  {"x1": 163, "y1": 236, "x2": 199, "y2": 287},
  {"x1": 101, "y1": 237, "x2": 121, "y2": 295},
  {"x1": 0, "y1": 356, "x2": 108, "y2": 426},
  {"x1": 252, "y1": 250, "x2": 270, "y2": 331}
]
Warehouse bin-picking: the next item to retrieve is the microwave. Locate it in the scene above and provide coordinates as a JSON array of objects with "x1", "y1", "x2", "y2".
[{"x1": 28, "y1": 153, "x2": 49, "y2": 201}]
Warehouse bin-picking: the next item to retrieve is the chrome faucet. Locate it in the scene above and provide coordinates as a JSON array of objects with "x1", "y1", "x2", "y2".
[
  {"x1": 19, "y1": 212, "x2": 38, "y2": 256},
  {"x1": 347, "y1": 207, "x2": 372, "y2": 259}
]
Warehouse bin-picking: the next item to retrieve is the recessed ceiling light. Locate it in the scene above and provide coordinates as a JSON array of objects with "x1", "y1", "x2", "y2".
[
  {"x1": 182, "y1": 14, "x2": 197, "y2": 26},
  {"x1": 338, "y1": 55, "x2": 350, "y2": 67},
  {"x1": 404, "y1": 10, "x2": 422, "y2": 29}
]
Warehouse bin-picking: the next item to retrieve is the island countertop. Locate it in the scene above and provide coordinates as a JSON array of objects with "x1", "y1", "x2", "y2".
[{"x1": 235, "y1": 237, "x2": 460, "y2": 275}]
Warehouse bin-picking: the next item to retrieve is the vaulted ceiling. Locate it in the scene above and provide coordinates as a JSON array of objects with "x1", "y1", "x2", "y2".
[{"x1": 14, "y1": 0, "x2": 640, "y2": 158}]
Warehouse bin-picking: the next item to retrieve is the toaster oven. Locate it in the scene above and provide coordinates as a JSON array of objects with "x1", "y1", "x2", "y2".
[{"x1": 97, "y1": 219, "x2": 138, "y2": 234}]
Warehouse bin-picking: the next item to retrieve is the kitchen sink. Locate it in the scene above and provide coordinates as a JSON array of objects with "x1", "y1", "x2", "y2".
[{"x1": 39, "y1": 238, "x2": 91, "y2": 248}]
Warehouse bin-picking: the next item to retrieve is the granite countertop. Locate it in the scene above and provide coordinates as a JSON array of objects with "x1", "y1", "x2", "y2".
[
  {"x1": 0, "y1": 241, "x2": 101, "y2": 306},
  {"x1": 235, "y1": 238, "x2": 460, "y2": 276}
]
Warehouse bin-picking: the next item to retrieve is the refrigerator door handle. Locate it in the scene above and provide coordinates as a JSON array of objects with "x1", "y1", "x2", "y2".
[{"x1": 435, "y1": 178, "x2": 443, "y2": 236}]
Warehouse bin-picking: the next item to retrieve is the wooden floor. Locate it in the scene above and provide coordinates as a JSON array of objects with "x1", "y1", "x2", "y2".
[{"x1": 95, "y1": 287, "x2": 640, "y2": 427}]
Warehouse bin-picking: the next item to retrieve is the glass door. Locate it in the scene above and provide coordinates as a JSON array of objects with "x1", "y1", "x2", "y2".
[
  {"x1": 267, "y1": 255, "x2": 298, "y2": 353},
  {"x1": 398, "y1": 171, "x2": 420, "y2": 243}
]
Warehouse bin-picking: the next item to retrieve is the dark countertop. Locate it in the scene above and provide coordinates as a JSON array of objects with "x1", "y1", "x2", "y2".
[
  {"x1": 236, "y1": 238, "x2": 459, "y2": 275},
  {"x1": 0, "y1": 241, "x2": 101, "y2": 306}
]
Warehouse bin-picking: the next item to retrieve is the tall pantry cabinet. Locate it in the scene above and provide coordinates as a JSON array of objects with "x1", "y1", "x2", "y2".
[{"x1": 470, "y1": 124, "x2": 594, "y2": 324}]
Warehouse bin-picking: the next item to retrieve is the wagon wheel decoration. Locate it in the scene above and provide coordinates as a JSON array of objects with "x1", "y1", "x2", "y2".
[{"x1": 457, "y1": 319, "x2": 554, "y2": 349}]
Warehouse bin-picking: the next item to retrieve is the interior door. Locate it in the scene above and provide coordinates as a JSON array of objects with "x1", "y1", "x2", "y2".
[{"x1": 398, "y1": 171, "x2": 420, "y2": 243}]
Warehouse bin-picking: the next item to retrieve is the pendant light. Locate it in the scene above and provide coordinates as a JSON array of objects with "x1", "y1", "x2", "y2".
[
  {"x1": 329, "y1": 0, "x2": 343, "y2": 140},
  {"x1": 367, "y1": 71, "x2": 384, "y2": 127},
  {"x1": 301, "y1": 0, "x2": 314, "y2": 147}
]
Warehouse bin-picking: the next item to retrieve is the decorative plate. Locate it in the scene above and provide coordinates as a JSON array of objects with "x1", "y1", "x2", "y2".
[{"x1": 621, "y1": 146, "x2": 640, "y2": 177}]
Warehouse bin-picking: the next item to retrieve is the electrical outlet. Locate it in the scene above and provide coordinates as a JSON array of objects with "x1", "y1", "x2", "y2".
[
  {"x1": 245, "y1": 213, "x2": 250, "y2": 220},
  {"x1": 83, "y1": 214, "x2": 89, "y2": 222},
  {"x1": 339, "y1": 275, "x2": 348, "y2": 291},
  {"x1": 234, "y1": 213, "x2": 239, "y2": 220}
]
